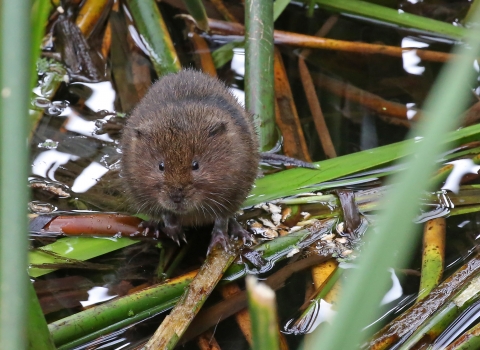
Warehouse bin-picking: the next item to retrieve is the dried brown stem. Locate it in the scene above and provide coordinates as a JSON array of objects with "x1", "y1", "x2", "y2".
[
  {"x1": 312, "y1": 72, "x2": 415, "y2": 122},
  {"x1": 298, "y1": 58, "x2": 337, "y2": 158},
  {"x1": 101, "y1": 21, "x2": 112, "y2": 59},
  {"x1": 39, "y1": 213, "x2": 142, "y2": 236},
  {"x1": 206, "y1": 18, "x2": 452, "y2": 63},
  {"x1": 274, "y1": 48, "x2": 311, "y2": 161},
  {"x1": 301, "y1": 15, "x2": 339, "y2": 59},
  {"x1": 144, "y1": 243, "x2": 241, "y2": 349},
  {"x1": 76, "y1": 0, "x2": 112, "y2": 39},
  {"x1": 209, "y1": 0, "x2": 239, "y2": 22},
  {"x1": 196, "y1": 330, "x2": 221, "y2": 350},
  {"x1": 220, "y1": 284, "x2": 253, "y2": 345},
  {"x1": 188, "y1": 31, "x2": 217, "y2": 77}
]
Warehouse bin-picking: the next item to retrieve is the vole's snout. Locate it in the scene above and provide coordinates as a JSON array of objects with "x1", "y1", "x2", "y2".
[{"x1": 170, "y1": 188, "x2": 184, "y2": 204}]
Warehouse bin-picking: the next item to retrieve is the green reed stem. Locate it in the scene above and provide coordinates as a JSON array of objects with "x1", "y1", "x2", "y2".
[
  {"x1": 245, "y1": 0, "x2": 276, "y2": 151},
  {"x1": 0, "y1": 0, "x2": 31, "y2": 349}
]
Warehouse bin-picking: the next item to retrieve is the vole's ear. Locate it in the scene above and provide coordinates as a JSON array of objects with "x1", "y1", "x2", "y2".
[
  {"x1": 129, "y1": 124, "x2": 150, "y2": 138},
  {"x1": 208, "y1": 122, "x2": 227, "y2": 138}
]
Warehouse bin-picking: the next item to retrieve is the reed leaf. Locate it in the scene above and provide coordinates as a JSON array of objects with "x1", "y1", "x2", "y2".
[
  {"x1": 246, "y1": 123, "x2": 480, "y2": 207},
  {"x1": 0, "y1": 1, "x2": 32, "y2": 349},
  {"x1": 29, "y1": 237, "x2": 139, "y2": 277},
  {"x1": 125, "y1": 0, "x2": 181, "y2": 76},
  {"x1": 30, "y1": 0, "x2": 52, "y2": 88},
  {"x1": 182, "y1": 0, "x2": 209, "y2": 31},
  {"x1": 313, "y1": 0, "x2": 465, "y2": 38},
  {"x1": 27, "y1": 282, "x2": 56, "y2": 350}
]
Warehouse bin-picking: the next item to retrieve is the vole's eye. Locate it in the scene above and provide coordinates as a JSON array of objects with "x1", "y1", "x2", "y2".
[
  {"x1": 159, "y1": 162, "x2": 165, "y2": 171},
  {"x1": 192, "y1": 161, "x2": 199, "y2": 171}
]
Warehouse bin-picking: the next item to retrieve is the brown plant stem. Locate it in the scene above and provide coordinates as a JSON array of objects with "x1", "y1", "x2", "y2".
[
  {"x1": 209, "y1": 0, "x2": 239, "y2": 22},
  {"x1": 298, "y1": 58, "x2": 337, "y2": 158},
  {"x1": 206, "y1": 18, "x2": 453, "y2": 63},
  {"x1": 312, "y1": 72, "x2": 415, "y2": 122},
  {"x1": 220, "y1": 283, "x2": 253, "y2": 345},
  {"x1": 274, "y1": 48, "x2": 312, "y2": 161},
  {"x1": 76, "y1": 0, "x2": 112, "y2": 38},
  {"x1": 188, "y1": 30, "x2": 217, "y2": 76},
  {"x1": 144, "y1": 243, "x2": 241, "y2": 349},
  {"x1": 196, "y1": 330, "x2": 221, "y2": 350},
  {"x1": 300, "y1": 15, "x2": 339, "y2": 59}
]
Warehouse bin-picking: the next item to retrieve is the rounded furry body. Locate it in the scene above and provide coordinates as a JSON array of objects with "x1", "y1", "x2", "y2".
[{"x1": 121, "y1": 70, "x2": 259, "y2": 231}]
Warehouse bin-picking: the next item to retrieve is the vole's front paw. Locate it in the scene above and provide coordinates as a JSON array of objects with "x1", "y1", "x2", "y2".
[
  {"x1": 229, "y1": 218, "x2": 254, "y2": 245},
  {"x1": 208, "y1": 228, "x2": 231, "y2": 253},
  {"x1": 162, "y1": 224, "x2": 186, "y2": 246},
  {"x1": 139, "y1": 220, "x2": 162, "y2": 238},
  {"x1": 161, "y1": 213, "x2": 186, "y2": 246},
  {"x1": 139, "y1": 219, "x2": 186, "y2": 245},
  {"x1": 209, "y1": 217, "x2": 253, "y2": 254}
]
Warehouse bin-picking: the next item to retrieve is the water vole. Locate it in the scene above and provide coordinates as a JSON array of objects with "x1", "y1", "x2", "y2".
[{"x1": 121, "y1": 70, "x2": 259, "y2": 251}]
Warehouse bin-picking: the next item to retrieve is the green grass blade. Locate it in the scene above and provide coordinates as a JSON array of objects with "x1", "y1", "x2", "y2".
[
  {"x1": 212, "y1": 40, "x2": 244, "y2": 69},
  {"x1": 0, "y1": 0, "x2": 32, "y2": 349},
  {"x1": 30, "y1": 0, "x2": 52, "y2": 88},
  {"x1": 126, "y1": 0, "x2": 181, "y2": 76},
  {"x1": 245, "y1": 123, "x2": 480, "y2": 207},
  {"x1": 56, "y1": 298, "x2": 179, "y2": 350},
  {"x1": 463, "y1": 0, "x2": 480, "y2": 25},
  {"x1": 307, "y1": 8, "x2": 480, "y2": 350},
  {"x1": 399, "y1": 273, "x2": 480, "y2": 349},
  {"x1": 27, "y1": 281, "x2": 56, "y2": 350},
  {"x1": 443, "y1": 321, "x2": 480, "y2": 349},
  {"x1": 417, "y1": 219, "x2": 446, "y2": 302},
  {"x1": 29, "y1": 237, "x2": 140, "y2": 277},
  {"x1": 368, "y1": 256, "x2": 480, "y2": 349},
  {"x1": 49, "y1": 273, "x2": 193, "y2": 347},
  {"x1": 274, "y1": 0, "x2": 290, "y2": 21},
  {"x1": 313, "y1": 0, "x2": 465, "y2": 38},
  {"x1": 182, "y1": 0, "x2": 209, "y2": 31}
]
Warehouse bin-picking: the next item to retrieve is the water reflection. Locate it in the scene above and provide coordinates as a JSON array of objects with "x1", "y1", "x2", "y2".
[
  {"x1": 72, "y1": 81, "x2": 116, "y2": 112},
  {"x1": 37, "y1": 139, "x2": 59, "y2": 150},
  {"x1": 283, "y1": 299, "x2": 335, "y2": 335},
  {"x1": 401, "y1": 37, "x2": 429, "y2": 75},
  {"x1": 32, "y1": 150, "x2": 78, "y2": 181},
  {"x1": 416, "y1": 190, "x2": 454, "y2": 223},
  {"x1": 31, "y1": 80, "x2": 118, "y2": 198},
  {"x1": 442, "y1": 159, "x2": 480, "y2": 193},
  {"x1": 381, "y1": 268, "x2": 403, "y2": 305},
  {"x1": 283, "y1": 264, "x2": 405, "y2": 335},
  {"x1": 80, "y1": 286, "x2": 117, "y2": 307},
  {"x1": 64, "y1": 109, "x2": 113, "y2": 142},
  {"x1": 431, "y1": 299, "x2": 480, "y2": 350},
  {"x1": 71, "y1": 162, "x2": 109, "y2": 193}
]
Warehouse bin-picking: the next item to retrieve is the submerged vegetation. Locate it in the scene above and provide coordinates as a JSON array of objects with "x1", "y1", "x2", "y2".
[{"x1": 2, "y1": 0, "x2": 480, "y2": 349}]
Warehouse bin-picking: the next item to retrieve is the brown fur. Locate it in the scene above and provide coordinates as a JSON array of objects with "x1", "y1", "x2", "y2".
[{"x1": 120, "y1": 70, "x2": 259, "y2": 227}]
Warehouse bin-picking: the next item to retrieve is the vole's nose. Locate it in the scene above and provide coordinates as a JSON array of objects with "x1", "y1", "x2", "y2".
[{"x1": 170, "y1": 188, "x2": 184, "y2": 204}]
